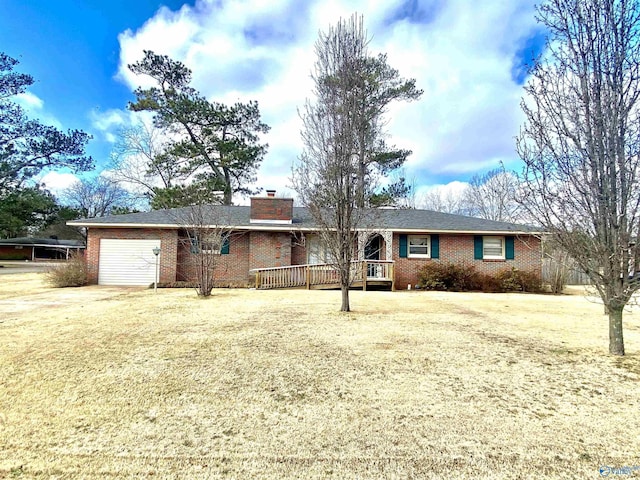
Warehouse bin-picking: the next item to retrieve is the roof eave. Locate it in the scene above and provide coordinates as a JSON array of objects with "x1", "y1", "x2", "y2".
[
  {"x1": 0, "y1": 243, "x2": 85, "y2": 248},
  {"x1": 69, "y1": 221, "x2": 543, "y2": 236},
  {"x1": 385, "y1": 228, "x2": 544, "y2": 235},
  {"x1": 67, "y1": 222, "x2": 181, "y2": 229}
]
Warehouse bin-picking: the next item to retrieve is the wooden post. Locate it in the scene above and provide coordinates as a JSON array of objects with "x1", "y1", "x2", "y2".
[
  {"x1": 390, "y1": 263, "x2": 395, "y2": 291},
  {"x1": 362, "y1": 260, "x2": 367, "y2": 291},
  {"x1": 255, "y1": 271, "x2": 261, "y2": 289},
  {"x1": 306, "y1": 265, "x2": 311, "y2": 290}
]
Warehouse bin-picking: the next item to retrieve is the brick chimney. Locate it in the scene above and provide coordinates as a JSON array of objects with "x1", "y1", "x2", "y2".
[{"x1": 250, "y1": 191, "x2": 293, "y2": 224}]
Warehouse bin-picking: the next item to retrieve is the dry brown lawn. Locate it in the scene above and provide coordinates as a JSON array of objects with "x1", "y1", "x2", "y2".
[{"x1": 1, "y1": 274, "x2": 639, "y2": 479}]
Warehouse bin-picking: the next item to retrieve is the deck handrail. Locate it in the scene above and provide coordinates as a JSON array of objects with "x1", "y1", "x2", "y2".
[{"x1": 251, "y1": 260, "x2": 394, "y2": 290}]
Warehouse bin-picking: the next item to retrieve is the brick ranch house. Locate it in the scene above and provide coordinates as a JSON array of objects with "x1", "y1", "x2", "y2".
[{"x1": 68, "y1": 193, "x2": 543, "y2": 289}]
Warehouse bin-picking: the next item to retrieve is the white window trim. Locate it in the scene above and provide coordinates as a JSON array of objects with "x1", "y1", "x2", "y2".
[
  {"x1": 408, "y1": 234, "x2": 431, "y2": 259},
  {"x1": 199, "y1": 236, "x2": 224, "y2": 255},
  {"x1": 483, "y1": 236, "x2": 505, "y2": 260}
]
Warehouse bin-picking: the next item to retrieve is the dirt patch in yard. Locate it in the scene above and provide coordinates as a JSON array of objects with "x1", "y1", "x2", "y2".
[{"x1": 0, "y1": 274, "x2": 639, "y2": 479}]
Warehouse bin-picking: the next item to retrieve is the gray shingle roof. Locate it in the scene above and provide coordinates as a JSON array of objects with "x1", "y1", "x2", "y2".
[{"x1": 68, "y1": 205, "x2": 540, "y2": 234}]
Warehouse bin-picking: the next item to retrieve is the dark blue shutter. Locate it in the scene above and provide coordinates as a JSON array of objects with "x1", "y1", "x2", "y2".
[
  {"x1": 190, "y1": 236, "x2": 199, "y2": 254},
  {"x1": 431, "y1": 235, "x2": 439, "y2": 259},
  {"x1": 505, "y1": 236, "x2": 515, "y2": 260},
  {"x1": 474, "y1": 236, "x2": 483, "y2": 260},
  {"x1": 399, "y1": 234, "x2": 408, "y2": 258},
  {"x1": 221, "y1": 237, "x2": 230, "y2": 255}
]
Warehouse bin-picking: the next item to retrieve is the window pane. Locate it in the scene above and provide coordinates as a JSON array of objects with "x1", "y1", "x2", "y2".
[
  {"x1": 308, "y1": 235, "x2": 330, "y2": 264},
  {"x1": 483, "y1": 237, "x2": 503, "y2": 257},
  {"x1": 201, "y1": 240, "x2": 220, "y2": 254},
  {"x1": 409, "y1": 236, "x2": 429, "y2": 256}
]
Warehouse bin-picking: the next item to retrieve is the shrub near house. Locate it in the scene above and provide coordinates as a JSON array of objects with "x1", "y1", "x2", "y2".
[
  {"x1": 417, "y1": 262, "x2": 543, "y2": 293},
  {"x1": 46, "y1": 255, "x2": 88, "y2": 287}
]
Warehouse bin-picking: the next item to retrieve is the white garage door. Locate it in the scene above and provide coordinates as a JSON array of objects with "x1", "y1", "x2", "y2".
[{"x1": 98, "y1": 239, "x2": 161, "y2": 286}]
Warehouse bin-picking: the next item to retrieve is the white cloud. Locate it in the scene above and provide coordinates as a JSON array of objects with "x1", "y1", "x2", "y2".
[
  {"x1": 114, "y1": 0, "x2": 540, "y2": 192},
  {"x1": 90, "y1": 108, "x2": 129, "y2": 131},
  {"x1": 415, "y1": 180, "x2": 469, "y2": 212},
  {"x1": 417, "y1": 180, "x2": 469, "y2": 198},
  {"x1": 13, "y1": 91, "x2": 63, "y2": 130},
  {"x1": 89, "y1": 109, "x2": 154, "y2": 143},
  {"x1": 15, "y1": 91, "x2": 44, "y2": 110},
  {"x1": 38, "y1": 172, "x2": 80, "y2": 196}
]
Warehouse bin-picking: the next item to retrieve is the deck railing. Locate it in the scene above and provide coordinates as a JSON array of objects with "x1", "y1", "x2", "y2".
[
  {"x1": 363, "y1": 260, "x2": 394, "y2": 281},
  {"x1": 252, "y1": 260, "x2": 394, "y2": 290}
]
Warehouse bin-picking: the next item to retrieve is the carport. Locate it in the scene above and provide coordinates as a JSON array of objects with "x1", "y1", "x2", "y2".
[{"x1": 0, "y1": 237, "x2": 85, "y2": 261}]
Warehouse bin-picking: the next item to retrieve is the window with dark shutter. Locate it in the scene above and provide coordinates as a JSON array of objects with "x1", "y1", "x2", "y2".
[
  {"x1": 408, "y1": 235, "x2": 430, "y2": 258},
  {"x1": 483, "y1": 236, "x2": 504, "y2": 259}
]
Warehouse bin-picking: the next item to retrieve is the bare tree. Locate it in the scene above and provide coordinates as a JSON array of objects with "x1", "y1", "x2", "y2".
[
  {"x1": 61, "y1": 176, "x2": 138, "y2": 219},
  {"x1": 517, "y1": 0, "x2": 640, "y2": 355},
  {"x1": 541, "y1": 235, "x2": 581, "y2": 294},
  {"x1": 172, "y1": 204, "x2": 233, "y2": 297},
  {"x1": 464, "y1": 166, "x2": 522, "y2": 222},
  {"x1": 420, "y1": 185, "x2": 467, "y2": 214},
  {"x1": 293, "y1": 15, "x2": 376, "y2": 312},
  {"x1": 109, "y1": 122, "x2": 183, "y2": 203}
]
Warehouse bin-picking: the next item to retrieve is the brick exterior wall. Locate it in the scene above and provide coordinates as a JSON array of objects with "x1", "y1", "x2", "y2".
[
  {"x1": 250, "y1": 197, "x2": 293, "y2": 222},
  {"x1": 176, "y1": 231, "x2": 250, "y2": 286},
  {"x1": 392, "y1": 233, "x2": 542, "y2": 290},
  {"x1": 0, "y1": 246, "x2": 31, "y2": 260},
  {"x1": 85, "y1": 228, "x2": 178, "y2": 284},
  {"x1": 248, "y1": 231, "x2": 292, "y2": 269},
  {"x1": 85, "y1": 226, "x2": 542, "y2": 290},
  {"x1": 291, "y1": 240, "x2": 307, "y2": 265},
  {"x1": 176, "y1": 231, "x2": 294, "y2": 286}
]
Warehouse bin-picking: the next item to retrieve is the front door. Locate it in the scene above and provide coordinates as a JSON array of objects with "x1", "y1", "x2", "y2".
[
  {"x1": 364, "y1": 235, "x2": 382, "y2": 278},
  {"x1": 364, "y1": 235, "x2": 381, "y2": 260}
]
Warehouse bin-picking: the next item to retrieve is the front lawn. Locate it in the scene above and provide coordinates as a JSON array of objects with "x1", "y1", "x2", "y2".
[{"x1": 1, "y1": 274, "x2": 639, "y2": 478}]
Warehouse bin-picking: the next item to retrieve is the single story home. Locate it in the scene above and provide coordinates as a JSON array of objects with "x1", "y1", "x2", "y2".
[
  {"x1": 0, "y1": 237, "x2": 85, "y2": 261},
  {"x1": 68, "y1": 192, "x2": 543, "y2": 289}
]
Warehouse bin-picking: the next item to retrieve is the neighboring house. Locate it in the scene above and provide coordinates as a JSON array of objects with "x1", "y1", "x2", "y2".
[
  {"x1": 68, "y1": 192, "x2": 543, "y2": 289},
  {"x1": 0, "y1": 237, "x2": 85, "y2": 261}
]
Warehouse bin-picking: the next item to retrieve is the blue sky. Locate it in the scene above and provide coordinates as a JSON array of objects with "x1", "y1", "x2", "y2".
[
  {"x1": 0, "y1": 1, "x2": 195, "y2": 164},
  {"x1": 1, "y1": 0, "x2": 545, "y2": 204}
]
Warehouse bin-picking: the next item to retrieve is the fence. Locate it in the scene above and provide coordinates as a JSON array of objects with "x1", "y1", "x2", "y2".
[{"x1": 542, "y1": 257, "x2": 591, "y2": 285}]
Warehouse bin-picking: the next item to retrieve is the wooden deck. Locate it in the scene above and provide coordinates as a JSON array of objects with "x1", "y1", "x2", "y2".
[{"x1": 251, "y1": 260, "x2": 395, "y2": 291}]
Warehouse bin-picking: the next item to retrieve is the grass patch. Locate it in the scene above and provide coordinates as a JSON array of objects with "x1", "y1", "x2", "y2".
[
  {"x1": 615, "y1": 355, "x2": 640, "y2": 376},
  {"x1": 0, "y1": 274, "x2": 639, "y2": 478}
]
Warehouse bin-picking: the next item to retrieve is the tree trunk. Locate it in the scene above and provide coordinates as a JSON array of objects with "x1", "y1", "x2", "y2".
[
  {"x1": 608, "y1": 306, "x2": 625, "y2": 356},
  {"x1": 223, "y1": 167, "x2": 233, "y2": 205},
  {"x1": 340, "y1": 285, "x2": 350, "y2": 312}
]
